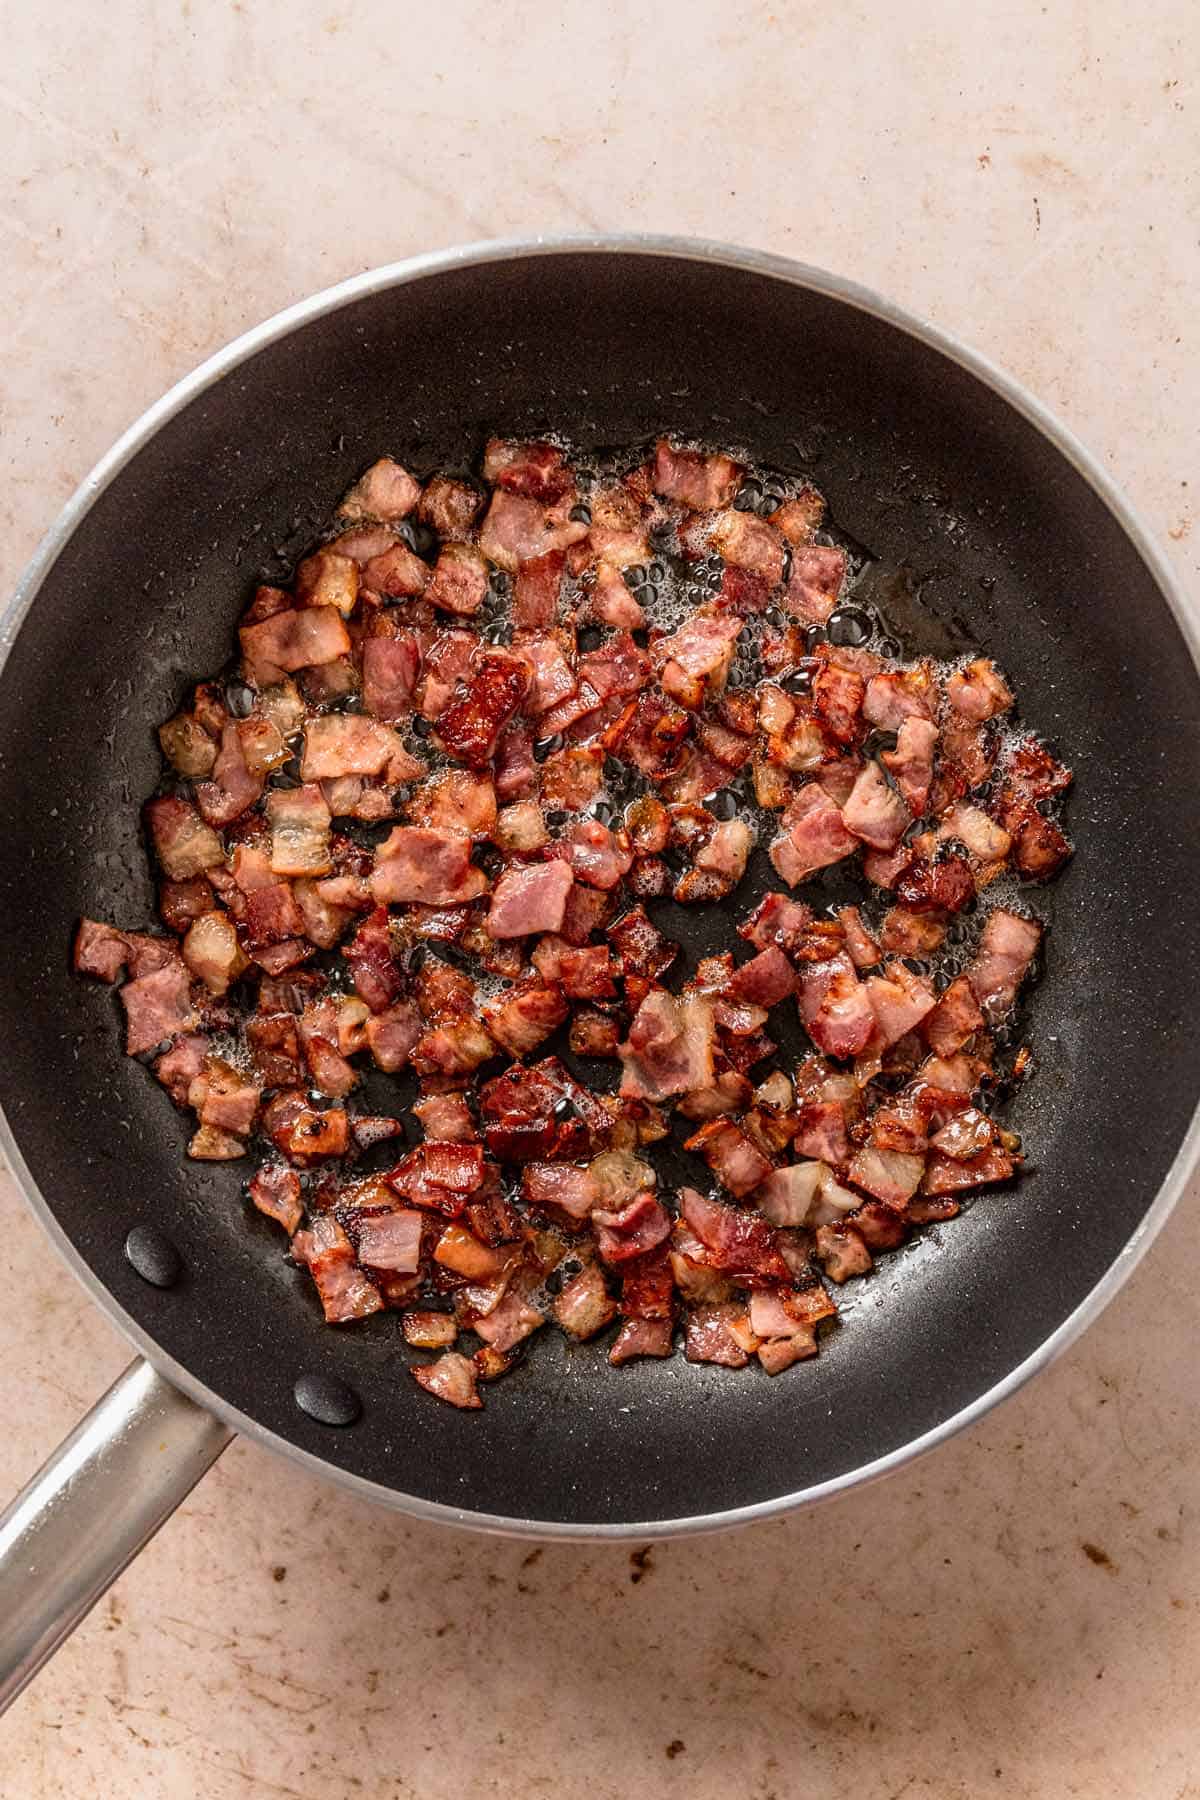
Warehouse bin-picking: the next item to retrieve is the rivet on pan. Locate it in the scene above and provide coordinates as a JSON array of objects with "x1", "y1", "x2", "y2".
[
  {"x1": 294, "y1": 1372, "x2": 361, "y2": 1428},
  {"x1": 124, "y1": 1225, "x2": 181, "y2": 1290}
]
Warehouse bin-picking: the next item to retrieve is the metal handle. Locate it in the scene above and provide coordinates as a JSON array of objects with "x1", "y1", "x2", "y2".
[{"x1": 0, "y1": 1357, "x2": 233, "y2": 1713}]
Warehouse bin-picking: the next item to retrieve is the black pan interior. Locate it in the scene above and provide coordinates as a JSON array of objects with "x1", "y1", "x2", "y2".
[{"x1": 2, "y1": 249, "x2": 1197, "y2": 1526}]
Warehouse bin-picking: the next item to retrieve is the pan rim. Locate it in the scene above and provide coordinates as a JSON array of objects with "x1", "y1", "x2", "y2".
[{"x1": 3, "y1": 231, "x2": 1198, "y2": 1540}]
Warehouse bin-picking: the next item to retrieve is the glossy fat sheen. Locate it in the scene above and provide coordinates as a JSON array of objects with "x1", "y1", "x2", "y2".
[{"x1": 0, "y1": 238, "x2": 1198, "y2": 1536}]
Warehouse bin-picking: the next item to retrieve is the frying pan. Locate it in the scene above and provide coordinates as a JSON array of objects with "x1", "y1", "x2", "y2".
[{"x1": 1, "y1": 236, "x2": 1198, "y2": 1709}]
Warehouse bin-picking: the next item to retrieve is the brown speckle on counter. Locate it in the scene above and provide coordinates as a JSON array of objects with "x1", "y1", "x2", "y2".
[
  {"x1": 630, "y1": 1547, "x2": 654, "y2": 1584},
  {"x1": 1082, "y1": 1542, "x2": 1117, "y2": 1570},
  {"x1": 665, "y1": 1739, "x2": 686, "y2": 1759}
]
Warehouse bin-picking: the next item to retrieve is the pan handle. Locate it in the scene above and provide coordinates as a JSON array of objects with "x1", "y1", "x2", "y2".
[{"x1": 0, "y1": 1357, "x2": 233, "y2": 1713}]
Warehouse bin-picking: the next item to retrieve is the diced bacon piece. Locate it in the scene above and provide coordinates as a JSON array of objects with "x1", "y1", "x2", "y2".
[
  {"x1": 769, "y1": 783, "x2": 858, "y2": 886},
  {"x1": 402, "y1": 1310, "x2": 458, "y2": 1350},
  {"x1": 923, "y1": 975, "x2": 985, "y2": 1057},
  {"x1": 738, "y1": 892, "x2": 813, "y2": 955},
  {"x1": 412, "y1": 769, "x2": 497, "y2": 838},
  {"x1": 190, "y1": 1057, "x2": 261, "y2": 1136},
  {"x1": 181, "y1": 911, "x2": 247, "y2": 996},
  {"x1": 290, "y1": 877, "x2": 353, "y2": 949},
  {"x1": 485, "y1": 980, "x2": 569, "y2": 1057},
  {"x1": 239, "y1": 606, "x2": 351, "y2": 679},
  {"x1": 364, "y1": 1001, "x2": 423, "y2": 1072},
  {"x1": 756, "y1": 1329, "x2": 820, "y2": 1374},
  {"x1": 710, "y1": 509, "x2": 785, "y2": 584},
  {"x1": 930, "y1": 1107, "x2": 996, "y2": 1161},
  {"x1": 577, "y1": 632, "x2": 650, "y2": 703},
  {"x1": 813, "y1": 1222, "x2": 872, "y2": 1283},
  {"x1": 651, "y1": 439, "x2": 742, "y2": 511},
  {"x1": 187, "y1": 1124, "x2": 246, "y2": 1161},
  {"x1": 592, "y1": 1193, "x2": 672, "y2": 1265},
  {"x1": 425, "y1": 543, "x2": 490, "y2": 618},
  {"x1": 513, "y1": 633, "x2": 577, "y2": 716},
  {"x1": 370, "y1": 828, "x2": 489, "y2": 906},
  {"x1": 153, "y1": 1032, "x2": 209, "y2": 1106},
  {"x1": 864, "y1": 960, "x2": 938, "y2": 1049},
  {"x1": 556, "y1": 946, "x2": 616, "y2": 1001},
  {"x1": 74, "y1": 919, "x2": 131, "y2": 983},
  {"x1": 478, "y1": 490, "x2": 588, "y2": 573},
  {"x1": 881, "y1": 907, "x2": 946, "y2": 956},
  {"x1": 295, "y1": 549, "x2": 359, "y2": 617},
  {"x1": 656, "y1": 611, "x2": 743, "y2": 709},
  {"x1": 797, "y1": 953, "x2": 876, "y2": 1059},
  {"x1": 783, "y1": 545, "x2": 846, "y2": 623},
  {"x1": 619, "y1": 990, "x2": 715, "y2": 1102},
  {"x1": 548, "y1": 821, "x2": 633, "y2": 891},
  {"x1": 893, "y1": 853, "x2": 975, "y2": 915},
  {"x1": 589, "y1": 563, "x2": 645, "y2": 629},
  {"x1": 1009, "y1": 810, "x2": 1071, "y2": 881},
  {"x1": 684, "y1": 1118, "x2": 773, "y2": 1198},
  {"x1": 557, "y1": 881, "x2": 615, "y2": 949},
  {"x1": 848, "y1": 1145, "x2": 925, "y2": 1207},
  {"x1": 411, "y1": 1092, "x2": 476, "y2": 1146},
  {"x1": 342, "y1": 907, "x2": 402, "y2": 1012},
  {"x1": 265, "y1": 784, "x2": 332, "y2": 877},
  {"x1": 610, "y1": 1318, "x2": 674, "y2": 1363},
  {"x1": 248, "y1": 1164, "x2": 302, "y2": 1234},
  {"x1": 841, "y1": 760, "x2": 911, "y2": 851},
  {"x1": 251, "y1": 939, "x2": 315, "y2": 976},
  {"x1": 923, "y1": 1144, "x2": 1016, "y2": 1194},
  {"x1": 292, "y1": 1213, "x2": 384, "y2": 1321},
  {"x1": 433, "y1": 1221, "x2": 511, "y2": 1279},
  {"x1": 586, "y1": 485, "x2": 650, "y2": 567},
  {"x1": 473, "y1": 1287, "x2": 546, "y2": 1352},
  {"x1": 339, "y1": 458, "x2": 420, "y2": 522},
  {"x1": 679, "y1": 1188, "x2": 791, "y2": 1282},
  {"x1": 486, "y1": 860, "x2": 574, "y2": 939},
  {"x1": 359, "y1": 540, "x2": 429, "y2": 599},
  {"x1": 300, "y1": 715, "x2": 407, "y2": 781},
  {"x1": 436, "y1": 650, "x2": 530, "y2": 766},
  {"x1": 512, "y1": 550, "x2": 564, "y2": 629},
  {"x1": 419, "y1": 475, "x2": 483, "y2": 537},
  {"x1": 118, "y1": 934, "x2": 177, "y2": 979},
  {"x1": 418, "y1": 629, "x2": 478, "y2": 720},
  {"x1": 243, "y1": 881, "x2": 306, "y2": 947},
  {"x1": 862, "y1": 843, "x2": 913, "y2": 890},
  {"x1": 836, "y1": 906, "x2": 879, "y2": 970},
  {"x1": 769, "y1": 487, "x2": 825, "y2": 544},
  {"x1": 673, "y1": 818, "x2": 753, "y2": 905},
  {"x1": 881, "y1": 716, "x2": 938, "y2": 818},
  {"x1": 938, "y1": 802, "x2": 1011, "y2": 872},
  {"x1": 230, "y1": 844, "x2": 273, "y2": 893},
  {"x1": 685, "y1": 1303, "x2": 751, "y2": 1367},
  {"x1": 352, "y1": 1208, "x2": 424, "y2": 1274},
  {"x1": 523, "y1": 1162, "x2": 599, "y2": 1225},
  {"x1": 946, "y1": 657, "x2": 1013, "y2": 721},
  {"x1": 553, "y1": 1263, "x2": 617, "y2": 1340},
  {"x1": 794, "y1": 1100, "x2": 849, "y2": 1164},
  {"x1": 244, "y1": 1013, "x2": 302, "y2": 1088},
  {"x1": 158, "y1": 710, "x2": 218, "y2": 778},
  {"x1": 158, "y1": 878, "x2": 215, "y2": 934},
  {"x1": 412, "y1": 1351, "x2": 482, "y2": 1408},
  {"x1": 812, "y1": 659, "x2": 865, "y2": 744},
  {"x1": 730, "y1": 945, "x2": 796, "y2": 1008},
  {"x1": 362, "y1": 633, "x2": 421, "y2": 721},
  {"x1": 967, "y1": 908, "x2": 1042, "y2": 1022},
  {"x1": 192, "y1": 722, "x2": 263, "y2": 829},
  {"x1": 863, "y1": 668, "x2": 936, "y2": 730},
  {"x1": 484, "y1": 439, "x2": 573, "y2": 501},
  {"x1": 120, "y1": 960, "x2": 196, "y2": 1055},
  {"x1": 569, "y1": 1009, "x2": 620, "y2": 1058}
]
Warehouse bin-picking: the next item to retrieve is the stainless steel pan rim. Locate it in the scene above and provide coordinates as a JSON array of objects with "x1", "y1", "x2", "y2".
[{"x1": 3, "y1": 231, "x2": 1197, "y2": 1541}]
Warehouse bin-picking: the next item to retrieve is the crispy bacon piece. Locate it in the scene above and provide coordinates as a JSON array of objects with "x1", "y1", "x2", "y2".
[
  {"x1": 769, "y1": 783, "x2": 858, "y2": 886},
  {"x1": 548, "y1": 821, "x2": 633, "y2": 891},
  {"x1": 522, "y1": 1162, "x2": 599, "y2": 1226},
  {"x1": 412, "y1": 1350, "x2": 483, "y2": 1408},
  {"x1": 486, "y1": 860, "x2": 574, "y2": 940},
  {"x1": 554, "y1": 1264, "x2": 618, "y2": 1340},
  {"x1": 657, "y1": 611, "x2": 743, "y2": 710},
  {"x1": 484, "y1": 979, "x2": 569, "y2": 1057},
  {"x1": 144, "y1": 796, "x2": 225, "y2": 881},
  {"x1": 945, "y1": 658, "x2": 1013, "y2": 721},
  {"x1": 882, "y1": 716, "x2": 938, "y2": 817},
  {"x1": 370, "y1": 827, "x2": 489, "y2": 906},
  {"x1": 478, "y1": 490, "x2": 588, "y2": 574},
  {"x1": 710, "y1": 509, "x2": 785, "y2": 584},
  {"x1": 967, "y1": 908, "x2": 1042, "y2": 1022},
  {"x1": 923, "y1": 1144, "x2": 1016, "y2": 1194},
  {"x1": 248, "y1": 1164, "x2": 303, "y2": 1234},
  {"x1": 436, "y1": 650, "x2": 530, "y2": 766},
  {"x1": 651, "y1": 439, "x2": 742, "y2": 511},
  {"x1": 292, "y1": 1215, "x2": 383, "y2": 1323},
  {"x1": 182, "y1": 911, "x2": 248, "y2": 996},
  {"x1": 592, "y1": 1194, "x2": 672, "y2": 1265},
  {"x1": 797, "y1": 954, "x2": 876, "y2": 1060},
  {"x1": 419, "y1": 628, "x2": 477, "y2": 720},
  {"x1": 419, "y1": 475, "x2": 483, "y2": 537},
  {"x1": 894, "y1": 853, "x2": 975, "y2": 915},
  {"x1": 343, "y1": 907, "x2": 403, "y2": 1012},
  {"x1": 266, "y1": 785, "x2": 332, "y2": 877},
  {"x1": 240, "y1": 606, "x2": 351, "y2": 680},
  {"x1": 362, "y1": 632, "x2": 421, "y2": 720},
  {"x1": 679, "y1": 1188, "x2": 791, "y2": 1284},
  {"x1": 783, "y1": 544, "x2": 846, "y2": 623},
  {"x1": 684, "y1": 1118, "x2": 774, "y2": 1198},
  {"x1": 619, "y1": 990, "x2": 715, "y2": 1102},
  {"x1": 339, "y1": 458, "x2": 420, "y2": 522}
]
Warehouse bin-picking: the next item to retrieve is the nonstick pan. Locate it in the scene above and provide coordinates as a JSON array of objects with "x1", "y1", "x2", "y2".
[{"x1": 1, "y1": 237, "x2": 1198, "y2": 1708}]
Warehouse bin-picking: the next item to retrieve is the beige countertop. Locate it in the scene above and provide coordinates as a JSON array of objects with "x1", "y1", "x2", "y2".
[{"x1": 2, "y1": 4, "x2": 1199, "y2": 1795}]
